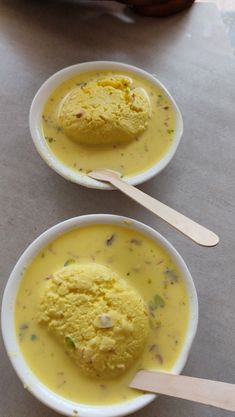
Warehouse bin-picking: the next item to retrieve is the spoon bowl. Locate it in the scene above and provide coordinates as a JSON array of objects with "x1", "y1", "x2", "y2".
[
  {"x1": 1, "y1": 214, "x2": 198, "y2": 417},
  {"x1": 29, "y1": 61, "x2": 183, "y2": 190}
]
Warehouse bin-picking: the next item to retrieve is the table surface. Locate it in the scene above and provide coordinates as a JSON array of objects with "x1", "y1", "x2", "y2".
[{"x1": 0, "y1": 1, "x2": 235, "y2": 417}]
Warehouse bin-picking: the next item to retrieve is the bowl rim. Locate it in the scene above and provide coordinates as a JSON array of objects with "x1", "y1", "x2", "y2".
[
  {"x1": 1, "y1": 214, "x2": 198, "y2": 417},
  {"x1": 29, "y1": 61, "x2": 184, "y2": 190}
]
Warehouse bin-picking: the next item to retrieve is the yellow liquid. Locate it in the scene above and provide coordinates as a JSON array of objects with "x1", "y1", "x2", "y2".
[
  {"x1": 42, "y1": 70, "x2": 175, "y2": 177},
  {"x1": 15, "y1": 224, "x2": 189, "y2": 405}
]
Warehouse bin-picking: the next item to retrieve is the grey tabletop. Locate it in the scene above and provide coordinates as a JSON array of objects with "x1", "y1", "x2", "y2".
[{"x1": 0, "y1": 1, "x2": 235, "y2": 416}]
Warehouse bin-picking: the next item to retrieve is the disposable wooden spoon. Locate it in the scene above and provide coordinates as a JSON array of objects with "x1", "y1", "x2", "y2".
[
  {"x1": 129, "y1": 370, "x2": 235, "y2": 412},
  {"x1": 88, "y1": 169, "x2": 219, "y2": 247}
]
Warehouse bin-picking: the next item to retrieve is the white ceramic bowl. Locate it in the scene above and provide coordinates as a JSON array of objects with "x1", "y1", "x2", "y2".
[
  {"x1": 1, "y1": 214, "x2": 198, "y2": 417},
  {"x1": 29, "y1": 61, "x2": 183, "y2": 190}
]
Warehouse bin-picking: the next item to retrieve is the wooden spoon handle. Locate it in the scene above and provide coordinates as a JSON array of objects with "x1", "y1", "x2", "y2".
[
  {"x1": 110, "y1": 175, "x2": 219, "y2": 247},
  {"x1": 130, "y1": 370, "x2": 235, "y2": 412}
]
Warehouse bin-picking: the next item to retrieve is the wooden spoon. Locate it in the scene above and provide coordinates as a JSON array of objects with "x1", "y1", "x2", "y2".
[
  {"x1": 129, "y1": 370, "x2": 235, "y2": 412},
  {"x1": 88, "y1": 169, "x2": 219, "y2": 247}
]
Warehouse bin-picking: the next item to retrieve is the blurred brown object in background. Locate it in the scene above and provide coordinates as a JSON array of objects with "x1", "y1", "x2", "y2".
[{"x1": 118, "y1": 0, "x2": 195, "y2": 16}]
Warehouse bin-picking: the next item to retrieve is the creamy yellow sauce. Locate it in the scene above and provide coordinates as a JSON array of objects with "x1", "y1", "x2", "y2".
[
  {"x1": 15, "y1": 224, "x2": 189, "y2": 405},
  {"x1": 42, "y1": 70, "x2": 175, "y2": 177}
]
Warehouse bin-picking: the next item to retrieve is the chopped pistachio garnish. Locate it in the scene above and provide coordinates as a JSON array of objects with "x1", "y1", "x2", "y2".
[
  {"x1": 164, "y1": 269, "x2": 178, "y2": 283},
  {"x1": 106, "y1": 234, "x2": 115, "y2": 246},
  {"x1": 149, "y1": 294, "x2": 165, "y2": 311},
  {"x1": 65, "y1": 336, "x2": 76, "y2": 349},
  {"x1": 64, "y1": 259, "x2": 75, "y2": 267},
  {"x1": 20, "y1": 323, "x2": 29, "y2": 331},
  {"x1": 130, "y1": 238, "x2": 142, "y2": 246}
]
